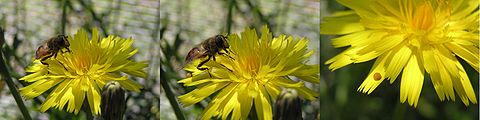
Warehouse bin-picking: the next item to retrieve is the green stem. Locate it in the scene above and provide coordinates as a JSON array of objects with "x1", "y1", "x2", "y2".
[
  {"x1": 160, "y1": 69, "x2": 186, "y2": 120},
  {"x1": 226, "y1": 0, "x2": 235, "y2": 34},
  {"x1": 83, "y1": 100, "x2": 94, "y2": 120},
  {"x1": 0, "y1": 28, "x2": 32, "y2": 120},
  {"x1": 60, "y1": 0, "x2": 68, "y2": 35},
  {"x1": 245, "y1": 0, "x2": 270, "y2": 28},
  {"x1": 77, "y1": 0, "x2": 109, "y2": 36}
]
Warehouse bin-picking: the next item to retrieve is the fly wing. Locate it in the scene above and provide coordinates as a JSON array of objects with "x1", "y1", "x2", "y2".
[
  {"x1": 185, "y1": 47, "x2": 206, "y2": 64},
  {"x1": 179, "y1": 47, "x2": 207, "y2": 77},
  {"x1": 35, "y1": 43, "x2": 50, "y2": 59}
]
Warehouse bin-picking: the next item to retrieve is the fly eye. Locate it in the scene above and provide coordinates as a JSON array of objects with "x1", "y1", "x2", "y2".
[
  {"x1": 57, "y1": 38, "x2": 65, "y2": 44},
  {"x1": 216, "y1": 37, "x2": 224, "y2": 46},
  {"x1": 58, "y1": 35, "x2": 66, "y2": 39}
]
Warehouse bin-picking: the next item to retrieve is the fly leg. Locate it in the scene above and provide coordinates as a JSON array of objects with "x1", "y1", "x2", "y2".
[
  {"x1": 60, "y1": 47, "x2": 72, "y2": 54},
  {"x1": 219, "y1": 48, "x2": 234, "y2": 60},
  {"x1": 218, "y1": 63, "x2": 233, "y2": 72},
  {"x1": 40, "y1": 54, "x2": 53, "y2": 66},
  {"x1": 197, "y1": 55, "x2": 212, "y2": 77},
  {"x1": 53, "y1": 51, "x2": 59, "y2": 58},
  {"x1": 219, "y1": 53, "x2": 234, "y2": 60},
  {"x1": 213, "y1": 54, "x2": 233, "y2": 72},
  {"x1": 217, "y1": 49, "x2": 234, "y2": 72},
  {"x1": 65, "y1": 47, "x2": 71, "y2": 53},
  {"x1": 54, "y1": 57, "x2": 69, "y2": 71},
  {"x1": 40, "y1": 54, "x2": 54, "y2": 74}
]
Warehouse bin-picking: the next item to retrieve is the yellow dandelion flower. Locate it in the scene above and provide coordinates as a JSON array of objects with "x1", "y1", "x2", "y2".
[
  {"x1": 20, "y1": 28, "x2": 147, "y2": 115},
  {"x1": 179, "y1": 26, "x2": 319, "y2": 120},
  {"x1": 321, "y1": 0, "x2": 478, "y2": 107}
]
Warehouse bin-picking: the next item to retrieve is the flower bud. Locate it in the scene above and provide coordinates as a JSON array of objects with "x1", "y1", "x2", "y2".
[
  {"x1": 274, "y1": 89, "x2": 303, "y2": 120},
  {"x1": 101, "y1": 81, "x2": 126, "y2": 120}
]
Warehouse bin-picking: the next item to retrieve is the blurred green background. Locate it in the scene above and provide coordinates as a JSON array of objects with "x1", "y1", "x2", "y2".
[
  {"x1": 319, "y1": 0, "x2": 479, "y2": 120},
  {"x1": 0, "y1": 0, "x2": 160, "y2": 119},
  {"x1": 160, "y1": 0, "x2": 320, "y2": 119}
]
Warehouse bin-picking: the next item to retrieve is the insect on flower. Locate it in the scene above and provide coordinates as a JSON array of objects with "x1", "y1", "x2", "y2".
[
  {"x1": 20, "y1": 28, "x2": 146, "y2": 115},
  {"x1": 185, "y1": 35, "x2": 233, "y2": 77},
  {"x1": 35, "y1": 35, "x2": 71, "y2": 65},
  {"x1": 178, "y1": 26, "x2": 320, "y2": 119}
]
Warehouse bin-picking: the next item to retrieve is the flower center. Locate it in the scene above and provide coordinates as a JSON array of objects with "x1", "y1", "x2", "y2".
[
  {"x1": 243, "y1": 55, "x2": 260, "y2": 76},
  {"x1": 401, "y1": 2, "x2": 452, "y2": 46},
  {"x1": 70, "y1": 54, "x2": 94, "y2": 75},
  {"x1": 410, "y1": 3, "x2": 434, "y2": 32}
]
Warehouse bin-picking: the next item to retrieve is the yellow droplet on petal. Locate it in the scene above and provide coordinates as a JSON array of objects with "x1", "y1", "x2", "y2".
[{"x1": 373, "y1": 73, "x2": 382, "y2": 81}]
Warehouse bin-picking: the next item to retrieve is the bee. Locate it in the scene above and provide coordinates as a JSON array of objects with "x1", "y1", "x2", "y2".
[
  {"x1": 185, "y1": 35, "x2": 233, "y2": 76},
  {"x1": 35, "y1": 35, "x2": 71, "y2": 65}
]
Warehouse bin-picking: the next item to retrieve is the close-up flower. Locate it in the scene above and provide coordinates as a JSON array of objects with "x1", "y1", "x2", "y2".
[
  {"x1": 179, "y1": 26, "x2": 319, "y2": 119},
  {"x1": 321, "y1": 0, "x2": 478, "y2": 107},
  {"x1": 19, "y1": 28, "x2": 147, "y2": 115}
]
